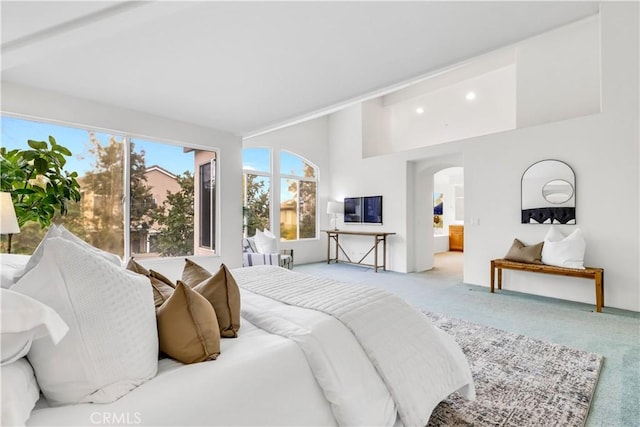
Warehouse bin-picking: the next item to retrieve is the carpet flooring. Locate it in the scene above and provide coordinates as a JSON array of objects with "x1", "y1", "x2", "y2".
[{"x1": 425, "y1": 312, "x2": 603, "y2": 427}]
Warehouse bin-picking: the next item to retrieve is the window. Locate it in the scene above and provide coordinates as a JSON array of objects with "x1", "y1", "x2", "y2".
[
  {"x1": 199, "y1": 159, "x2": 216, "y2": 250},
  {"x1": 1, "y1": 115, "x2": 217, "y2": 258},
  {"x1": 242, "y1": 148, "x2": 318, "y2": 241},
  {"x1": 242, "y1": 148, "x2": 271, "y2": 237},
  {"x1": 279, "y1": 151, "x2": 317, "y2": 241}
]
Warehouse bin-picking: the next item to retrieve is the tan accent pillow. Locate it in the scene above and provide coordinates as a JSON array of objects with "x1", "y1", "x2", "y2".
[
  {"x1": 125, "y1": 257, "x2": 149, "y2": 275},
  {"x1": 183, "y1": 260, "x2": 241, "y2": 338},
  {"x1": 156, "y1": 281, "x2": 220, "y2": 364},
  {"x1": 181, "y1": 259, "x2": 212, "y2": 287},
  {"x1": 504, "y1": 239, "x2": 544, "y2": 264},
  {"x1": 149, "y1": 275, "x2": 175, "y2": 308}
]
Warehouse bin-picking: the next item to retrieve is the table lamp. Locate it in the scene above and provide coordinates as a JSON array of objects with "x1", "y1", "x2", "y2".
[
  {"x1": 0, "y1": 192, "x2": 20, "y2": 253},
  {"x1": 327, "y1": 201, "x2": 344, "y2": 231}
]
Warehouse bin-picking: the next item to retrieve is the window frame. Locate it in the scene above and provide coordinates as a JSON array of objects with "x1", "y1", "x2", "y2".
[
  {"x1": 278, "y1": 149, "x2": 319, "y2": 241},
  {"x1": 2, "y1": 113, "x2": 220, "y2": 259},
  {"x1": 198, "y1": 157, "x2": 216, "y2": 251},
  {"x1": 242, "y1": 147, "x2": 272, "y2": 238}
]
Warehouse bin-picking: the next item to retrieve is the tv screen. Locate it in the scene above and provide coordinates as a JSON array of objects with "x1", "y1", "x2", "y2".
[
  {"x1": 344, "y1": 197, "x2": 361, "y2": 223},
  {"x1": 363, "y1": 196, "x2": 383, "y2": 224}
]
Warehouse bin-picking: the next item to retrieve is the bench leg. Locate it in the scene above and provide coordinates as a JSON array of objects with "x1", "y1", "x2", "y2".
[
  {"x1": 595, "y1": 271, "x2": 604, "y2": 313},
  {"x1": 490, "y1": 261, "x2": 495, "y2": 293},
  {"x1": 497, "y1": 268, "x2": 502, "y2": 290}
]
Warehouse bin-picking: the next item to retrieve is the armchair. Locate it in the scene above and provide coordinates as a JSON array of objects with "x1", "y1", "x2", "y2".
[{"x1": 242, "y1": 237, "x2": 294, "y2": 270}]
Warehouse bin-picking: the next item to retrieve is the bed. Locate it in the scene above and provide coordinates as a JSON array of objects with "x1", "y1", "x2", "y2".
[{"x1": 2, "y1": 240, "x2": 474, "y2": 427}]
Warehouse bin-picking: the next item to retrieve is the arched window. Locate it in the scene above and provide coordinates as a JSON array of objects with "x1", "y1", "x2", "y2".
[{"x1": 279, "y1": 150, "x2": 317, "y2": 240}]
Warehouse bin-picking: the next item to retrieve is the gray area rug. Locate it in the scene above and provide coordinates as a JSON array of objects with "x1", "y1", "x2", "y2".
[{"x1": 425, "y1": 312, "x2": 603, "y2": 427}]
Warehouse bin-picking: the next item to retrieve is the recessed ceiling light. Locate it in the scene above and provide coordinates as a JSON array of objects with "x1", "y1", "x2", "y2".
[
  {"x1": 416, "y1": 107, "x2": 425, "y2": 114},
  {"x1": 465, "y1": 92, "x2": 476, "y2": 101}
]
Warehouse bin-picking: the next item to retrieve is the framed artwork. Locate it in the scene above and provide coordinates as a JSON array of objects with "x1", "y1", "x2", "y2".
[{"x1": 433, "y1": 192, "x2": 443, "y2": 229}]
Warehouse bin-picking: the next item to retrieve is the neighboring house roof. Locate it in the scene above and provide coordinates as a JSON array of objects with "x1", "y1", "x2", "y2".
[{"x1": 146, "y1": 165, "x2": 177, "y2": 179}]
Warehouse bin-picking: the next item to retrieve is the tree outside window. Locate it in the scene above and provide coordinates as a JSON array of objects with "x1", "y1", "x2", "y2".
[{"x1": 1, "y1": 116, "x2": 213, "y2": 258}]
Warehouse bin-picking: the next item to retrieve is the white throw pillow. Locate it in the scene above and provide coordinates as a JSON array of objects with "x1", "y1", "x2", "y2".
[
  {"x1": 541, "y1": 227, "x2": 586, "y2": 269},
  {"x1": 1, "y1": 288, "x2": 69, "y2": 365},
  {"x1": 1, "y1": 358, "x2": 40, "y2": 426},
  {"x1": 57, "y1": 224, "x2": 122, "y2": 266},
  {"x1": 255, "y1": 229, "x2": 279, "y2": 254},
  {"x1": 0, "y1": 254, "x2": 30, "y2": 289},
  {"x1": 12, "y1": 225, "x2": 61, "y2": 282},
  {"x1": 11, "y1": 237, "x2": 158, "y2": 405},
  {"x1": 14, "y1": 225, "x2": 122, "y2": 283}
]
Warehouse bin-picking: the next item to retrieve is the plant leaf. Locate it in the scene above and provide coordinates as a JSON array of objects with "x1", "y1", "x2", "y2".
[
  {"x1": 27, "y1": 140, "x2": 47, "y2": 150},
  {"x1": 34, "y1": 157, "x2": 48, "y2": 173}
]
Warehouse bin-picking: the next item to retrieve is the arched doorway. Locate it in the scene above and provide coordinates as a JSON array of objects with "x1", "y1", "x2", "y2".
[
  {"x1": 409, "y1": 153, "x2": 463, "y2": 274},
  {"x1": 432, "y1": 167, "x2": 464, "y2": 279}
]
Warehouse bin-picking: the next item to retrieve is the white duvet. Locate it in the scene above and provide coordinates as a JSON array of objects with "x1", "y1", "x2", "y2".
[{"x1": 234, "y1": 266, "x2": 475, "y2": 427}]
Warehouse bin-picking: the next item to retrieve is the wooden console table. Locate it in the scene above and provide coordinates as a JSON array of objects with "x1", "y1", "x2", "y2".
[{"x1": 322, "y1": 230, "x2": 395, "y2": 272}]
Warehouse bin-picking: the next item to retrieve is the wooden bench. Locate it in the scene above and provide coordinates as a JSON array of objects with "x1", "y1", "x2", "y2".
[{"x1": 490, "y1": 259, "x2": 604, "y2": 312}]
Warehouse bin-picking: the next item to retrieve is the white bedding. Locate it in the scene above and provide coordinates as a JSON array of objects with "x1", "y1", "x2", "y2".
[
  {"x1": 234, "y1": 266, "x2": 475, "y2": 427},
  {"x1": 25, "y1": 265, "x2": 474, "y2": 427},
  {"x1": 26, "y1": 320, "x2": 337, "y2": 426}
]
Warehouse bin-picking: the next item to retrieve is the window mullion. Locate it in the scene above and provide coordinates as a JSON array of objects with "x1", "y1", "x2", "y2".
[{"x1": 123, "y1": 137, "x2": 131, "y2": 259}]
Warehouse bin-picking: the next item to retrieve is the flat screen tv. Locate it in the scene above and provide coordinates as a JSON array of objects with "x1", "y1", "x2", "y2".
[
  {"x1": 344, "y1": 197, "x2": 361, "y2": 223},
  {"x1": 343, "y1": 196, "x2": 383, "y2": 224},
  {"x1": 363, "y1": 196, "x2": 383, "y2": 224}
]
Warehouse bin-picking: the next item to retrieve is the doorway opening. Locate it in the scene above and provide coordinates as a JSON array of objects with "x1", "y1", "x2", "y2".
[{"x1": 432, "y1": 167, "x2": 464, "y2": 279}]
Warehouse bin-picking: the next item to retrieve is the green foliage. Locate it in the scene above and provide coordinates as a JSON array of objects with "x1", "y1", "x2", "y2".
[
  {"x1": 153, "y1": 171, "x2": 194, "y2": 256},
  {"x1": 0, "y1": 136, "x2": 81, "y2": 229},
  {"x1": 244, "y1": 174, "x2": 270, "y2": 237}
]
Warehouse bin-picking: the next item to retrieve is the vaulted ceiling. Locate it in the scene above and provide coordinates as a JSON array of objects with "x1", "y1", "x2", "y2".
[{"x1": 1, "y1": 1, "x2": 599, "y2": 136}]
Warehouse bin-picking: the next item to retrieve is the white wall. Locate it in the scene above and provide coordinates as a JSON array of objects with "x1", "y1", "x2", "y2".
[
  {"x1": 243, "y1": 116, "x2": 330, "y2": 265},
  {"x1": 516, "y1": 15, "x2": 601, "y2": 128},
  {"x1": 326, "y1": 3, "x2": 638, "y2": 310},
  {"x1": 328, "y1": 105, "x2": 411, "y2": 271},
  {"x1": 1, "y1": 82, "x2": 243, "y2": 279}
]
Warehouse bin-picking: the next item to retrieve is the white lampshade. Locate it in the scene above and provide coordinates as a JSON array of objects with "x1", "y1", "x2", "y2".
[
  {"x1": 0, "y1": 192, "x2": 20, "y2": 234},
  {"x1": 327, "y1": 201, "x2": 344, "y2": 215}
]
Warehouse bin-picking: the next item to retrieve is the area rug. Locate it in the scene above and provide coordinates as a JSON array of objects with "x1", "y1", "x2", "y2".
[{"x1": 425, "y1": 312, "x2": 603, "y2": 427}]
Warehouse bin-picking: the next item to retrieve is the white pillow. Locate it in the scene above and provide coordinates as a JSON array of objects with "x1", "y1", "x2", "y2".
[
  {"x1": 57, "y1": 224, "x2": 122, "y2": 266},
  {"x1": 11, "y1": 237, "x2": 158, "y2": 405},
  {"x1": 14, "y1": 225, "x2": 122, "y2": 283},
  {"x1": 0, "y1": 254, "x2": 30, "y2": 289},
  {"x1": 541, "y1": 227, "x2": 586, "y2": 269},
  {"x1": 1, "y1": 288, "x2": 69, "y2": 365},
  {"x1": 1, "y1": 358, "x2": 40, "y2": 426},
  {"x1": 254, "y1": 229, "x2": 279, "y2": 254},
  {"x1": 13, "y1": 225, "x2": 61, "y2": 282}
]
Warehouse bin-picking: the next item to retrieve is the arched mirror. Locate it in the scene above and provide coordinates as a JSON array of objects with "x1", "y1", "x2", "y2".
[{"x1": 521, "y1": 160, "x2": 576, "y2": 224}]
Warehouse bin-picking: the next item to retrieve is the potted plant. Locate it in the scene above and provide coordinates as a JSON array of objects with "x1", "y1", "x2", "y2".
[{"x1": 0, "y1": 136, "x2": 81, "y2": 252}]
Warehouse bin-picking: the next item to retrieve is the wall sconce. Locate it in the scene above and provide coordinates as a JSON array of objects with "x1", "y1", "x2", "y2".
[
  {"x1": 327, "y1": 201, "x2": 344, "y2": 231},
  {"x1": 0, "y1": 192, "x2": 20, "y2": 253}
]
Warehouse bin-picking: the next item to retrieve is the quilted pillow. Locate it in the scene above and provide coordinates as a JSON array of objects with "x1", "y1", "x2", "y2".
[
  {"x1": 156, "y1": 281, "x2": 220, "y2": 364},
  {"x1": 541, "y1": 227, "x2": 586, "y2": 269},
  {"x1": 182, "y1": 260, "x2": 241, "y2": 338},
  {"x1": 11, "y1": 237, "x2": 158, "y2": 405},
  {"x1": 1, "y1": 288, "x2": 69, "y2": 366},
  {"x1": 15, "y1": 225, "x2": 121, "y2": 282},
  {"x1": 504, "y1": 239, "x2": 544, "y2": 264}
]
